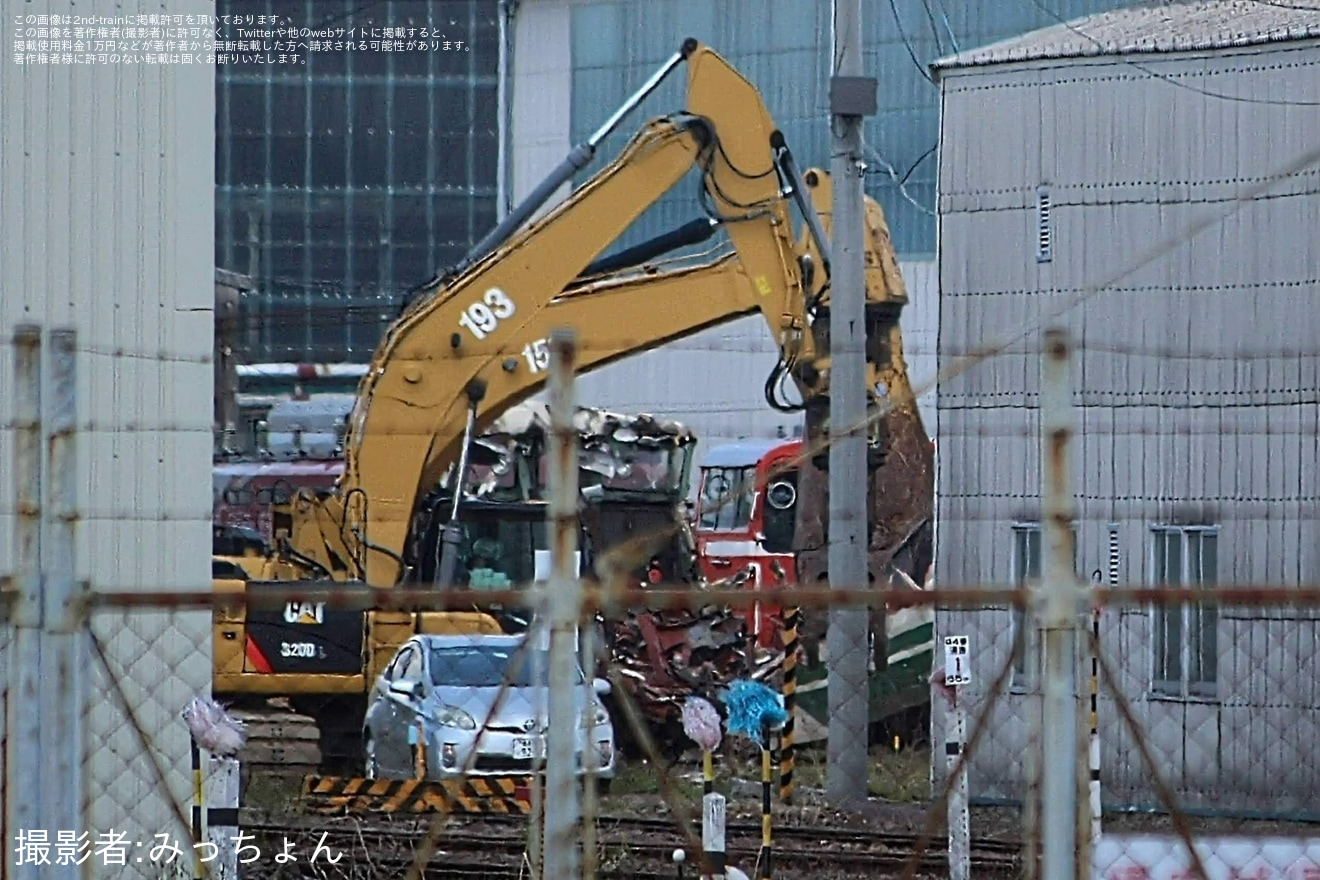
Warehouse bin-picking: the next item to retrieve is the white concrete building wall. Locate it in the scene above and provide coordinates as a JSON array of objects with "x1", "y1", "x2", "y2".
[
  {"x1": 509, "y1": 0, "x2": 938, "y2": 483},
  {"x1": 0, "y1": 3, "x2": 214, "y2": 876}
]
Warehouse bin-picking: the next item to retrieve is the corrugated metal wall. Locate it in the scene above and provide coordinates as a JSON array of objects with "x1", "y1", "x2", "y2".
[
  {"x1": 513, "y1": 0, "x2": 1142, "y2": 464},
  {"x1": 509, "y1": 0, "x2": 1024, "y2": 467},
  {"x1": 933, "y1": 42, "x2": 1320, "y2": 814},
  {"x1": 565, "y1": 0, "x2": 1137, "y2": 259},
  {"x1": 0, "y1": 2, "x2": 214, "y2": 876}
]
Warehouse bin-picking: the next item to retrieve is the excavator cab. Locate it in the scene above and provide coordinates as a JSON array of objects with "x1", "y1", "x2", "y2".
[{"x1": 212, "y1": 38, "x2": 933, "y2": 772}]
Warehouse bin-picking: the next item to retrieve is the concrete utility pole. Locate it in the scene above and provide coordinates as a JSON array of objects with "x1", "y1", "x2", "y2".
[
  {"x1": 1040, "y1": 328, "x2": 1080, "y2": 880},
  {"x1": 826, "y1": 0, "x2": 878, "y2": 807},
  {"x1": 543, "y1": 328, "x2": 583, "y2": 880}
]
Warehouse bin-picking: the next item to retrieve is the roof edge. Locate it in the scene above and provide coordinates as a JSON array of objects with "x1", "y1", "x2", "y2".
[{"x1": 930, "y1": 1, "x2": 1320, "y2": 73}]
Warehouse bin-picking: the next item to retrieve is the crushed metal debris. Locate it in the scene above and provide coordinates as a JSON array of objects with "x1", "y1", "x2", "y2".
[
  {"x1": 441, "y1": 402, "x2": 696, "y2": 496},
  {"x1": 610, "y1": 602, "x2": 783, "y2": 726}
]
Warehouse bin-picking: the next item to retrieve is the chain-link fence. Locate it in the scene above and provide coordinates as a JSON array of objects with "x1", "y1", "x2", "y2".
[{"x1": 4, "y1": 315, "x2": 1320, "y2": 880}]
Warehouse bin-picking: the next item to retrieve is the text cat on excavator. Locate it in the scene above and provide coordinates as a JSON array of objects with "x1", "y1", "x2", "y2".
[{"x1": 212, "y1": 38, "x2": 932, "y2": 769}]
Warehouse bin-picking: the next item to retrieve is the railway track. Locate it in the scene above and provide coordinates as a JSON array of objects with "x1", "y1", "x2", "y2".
[
  {"x1": 288, "y1": 858, "x2": 684, "y2": 880},
  {"x1": 243, "y1": 812, "x2": 1021, "y2": 877}
]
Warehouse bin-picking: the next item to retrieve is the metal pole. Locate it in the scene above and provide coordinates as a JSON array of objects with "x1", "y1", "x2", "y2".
[
  {"x1": 495, "y1": 0, "x2": 511, "y2": 221},
  {"x1": 41, "y1": 328, "x2": 82, "y2": 880},
  {"x1": 459, "y1": 39, "x2": 697, "y2": 271},
  {"x1": 1040, "y1": 328, "x2": 1079, "y2": 880},
  {"x1": 1089, "y1": 603, "x2": 1102, "y2": 844},
  {"x1": 582, "y1": 616, "x2": 599, "y2": 880},
  {"x1": 191, "y1": 737, "x2": 205, "y2": 879},
  {"x1": 826, "y1": 0, "x2": 877, "y2": 807},
  {"x1": 207, "y1": 755, "x2": 241, "y2": 879},
  {"x1": 758, "y1": 729, "x2": 775, "y2": 880},
  {"x1": 1022, "y1": 661, "x2": 1042, "y2": 880},
  {"x1": 527, "y1": 615, "x2": 545, "y2": 880},
  {"x1": 544, "y1": 328, "x2": 582, "y2": 880},
  {"x1": 6, "y1": 325, "x2": 43, "y2": 880},
  {"x1": 778, "y1": 606, "x2": 799, "y2": 805},
  {"x1": 701, "y1": 749, "x2": 727, "y2": 880},
  {"x1": 946, "y1": 687, "x2": 970, "y2": 880}
]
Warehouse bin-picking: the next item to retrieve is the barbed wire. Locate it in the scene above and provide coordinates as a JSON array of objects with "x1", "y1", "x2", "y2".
[
  {"x1": 1, "y1": 334, "x2": 1319, "y2": 384},
  {"x1": 4, "y1": 109, "x2": 1319, "y2": 697},
  {"x1": 5, "y1": 582, "x2": 1313, "y2": 614},
  {"x1": 556, "y1": 136, "x2": 1320, "y2": 585}
]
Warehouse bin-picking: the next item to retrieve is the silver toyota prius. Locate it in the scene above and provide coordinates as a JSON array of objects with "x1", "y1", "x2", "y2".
[{"x1": 362, "y1": 632, "x2": 617, "y2": 786}]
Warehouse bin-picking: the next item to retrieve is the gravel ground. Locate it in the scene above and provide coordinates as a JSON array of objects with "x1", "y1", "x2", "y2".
[
  {"x1": 241, "y1": 747, "x2": 1319, "y2": 880},
  {"x1": 612, "y1": 786, "x2": 1320, "y2": 842}
]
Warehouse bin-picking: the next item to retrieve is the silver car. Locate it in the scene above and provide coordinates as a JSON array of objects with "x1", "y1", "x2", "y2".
[{"x1": 362, "y1": 633, "x2": 617, "y2": 787}]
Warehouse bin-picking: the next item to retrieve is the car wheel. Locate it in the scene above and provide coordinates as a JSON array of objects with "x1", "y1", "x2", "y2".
[{"x1": 364, "y1": 734, "x2": 379, "y2": 780}]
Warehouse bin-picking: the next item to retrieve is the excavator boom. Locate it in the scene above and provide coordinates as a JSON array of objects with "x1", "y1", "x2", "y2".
[
  {"x1": 288, "y1": 41, "x2": 809, "y2": 588},
  {"x1": 214, "y1": 38, "x2": 935, "y2": 774}
]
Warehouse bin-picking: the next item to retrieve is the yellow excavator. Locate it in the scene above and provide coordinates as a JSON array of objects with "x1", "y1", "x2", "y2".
[{"x1": 212, "y1": 38, "x2": 933, "y2": 771}]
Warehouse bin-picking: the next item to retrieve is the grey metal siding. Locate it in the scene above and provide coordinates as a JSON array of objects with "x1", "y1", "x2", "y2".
[
  {"x1": 565, "y1": 0, "x2": 1139, "y2": 258},
  {"x1": 0, "y1": 1, "x2": 215, "y2": 875},
  {"x1": 934, "y1": 41, "x2": 1320, "y2": 814},
  {"x1": 510, "y1": 5, "x2": 941, "y2": 465}
]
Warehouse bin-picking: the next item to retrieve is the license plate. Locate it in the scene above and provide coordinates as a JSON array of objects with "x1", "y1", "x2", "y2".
[{"x1": 513, "y1": 737, "x2": 542, "y2": 760}]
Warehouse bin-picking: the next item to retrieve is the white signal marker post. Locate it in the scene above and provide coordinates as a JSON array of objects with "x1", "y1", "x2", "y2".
[
  {"x1": 943, "y1": 635, "x2": 971, "y2": 880},
  {"x1": 702, "y1": 789, "x2": 727, "y2": 879}
]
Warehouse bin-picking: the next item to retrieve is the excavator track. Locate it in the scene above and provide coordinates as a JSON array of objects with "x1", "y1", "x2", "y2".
[{"x1": 230, "y1": 701, "x2": 324, "y2": 794}]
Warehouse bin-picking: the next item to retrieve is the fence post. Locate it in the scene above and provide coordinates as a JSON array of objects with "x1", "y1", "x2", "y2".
[
  {"x1": 1089, "y1": 595, "x2": 1102, "y2": 844},
  {"x1": 207, "y1": 755, "x2": 241, "y2": 880},
  {"x1": 942, "y1": 635, "x2": 971, "y2": 880},
  {"x1": 42, "y1": 328, "x2": 83, "y2": 880},
  {"x1": 6, "y1": 325, "x2": 43, "y2": 880},
  {"x1": 581, "y1": 615, "x2": 600, "y2": 880},
  {"x1": 544, "y1": 328, "x2": 582, "y2": 880},
  {"x1": 778, "y1": 606, "x2": 799, "y2": 805},
  {"x1": 1039, "y1": 327, "x2": 1080, "y2": 880}
]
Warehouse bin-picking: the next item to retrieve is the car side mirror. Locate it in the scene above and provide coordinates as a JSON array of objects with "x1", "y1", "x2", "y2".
[
  {"x1": 389, "y1": 680, "x2": 423, "y2": 700},
  {"x1": 592, "y1": 677, "x2": 611, "y2": 697}
]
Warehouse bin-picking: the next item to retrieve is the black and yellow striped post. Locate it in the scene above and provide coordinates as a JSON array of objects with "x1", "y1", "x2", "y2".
[
  {"x1": 1088, "y1": 604, "x2": 1102, "y2": 841},
  {"x1": 190, "y1": 737, "x2": 203, "y2": 879},
  {"x1": 778, "y1": 606, "x2": 799, "y2": 805},
  {"x1": 759, "y1": 724, "x2": 775, "y2": 880}
]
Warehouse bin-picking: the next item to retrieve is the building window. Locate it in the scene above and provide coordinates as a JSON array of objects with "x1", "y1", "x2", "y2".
[
  {"x1": 1010, "y1": 522, "x2": 1076, "y2": 690},
  {"x1": 1011, "y1": 524, "x2": 1042, "y2": 689},
  {"x1": 1151, "y1": 527, "x2": 1218, "y2": 698}
]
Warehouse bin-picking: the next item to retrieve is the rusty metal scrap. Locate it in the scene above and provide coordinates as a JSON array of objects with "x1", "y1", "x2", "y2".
[
  {"x1": 448, "y1": 402, "x2": 696, "y2": 497},
  {"x1": 608, "y1": 603, "x2": 782, "y2": 725}
]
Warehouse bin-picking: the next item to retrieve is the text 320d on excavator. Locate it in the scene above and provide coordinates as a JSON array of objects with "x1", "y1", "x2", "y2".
[{"x1": 211, "y1": 37, "x2": 933, "y2": 773}]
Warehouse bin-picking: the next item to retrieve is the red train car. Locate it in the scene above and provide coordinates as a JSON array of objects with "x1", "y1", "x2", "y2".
[{"x1": 692, "y1": 438, "x2": 802, "y2": 648}]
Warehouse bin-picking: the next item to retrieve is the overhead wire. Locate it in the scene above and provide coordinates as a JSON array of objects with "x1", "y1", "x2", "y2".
[
  {"x1": 863, "y1": 144, "x2": 939, "y2": 217},
  {"x1": 546, "y1": 135, "x2": 1320, "y2": 585},
  {"x1": 40, "y1": 21, "x2": 1320, "y2": 596},
  {"x1": 885, "y1": 0, "x2": 937, "y2": 85},
  {"x1": 931, "y1": 0, "x2": 961, "y2": 54}
]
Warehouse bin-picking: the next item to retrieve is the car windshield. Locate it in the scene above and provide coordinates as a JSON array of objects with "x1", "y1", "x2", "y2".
[{"x1": 429, "y1": 645, "x2": 585, "y2": 688}]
